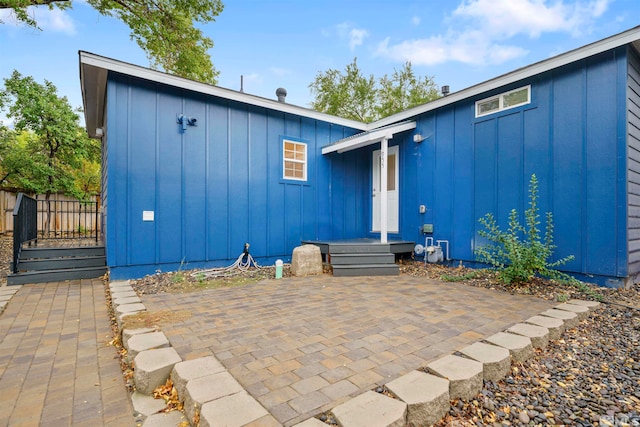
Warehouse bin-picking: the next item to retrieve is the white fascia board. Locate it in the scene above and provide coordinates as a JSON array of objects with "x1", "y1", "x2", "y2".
[
  {"x1": 322, "y1": 121, "x2": 416, "y2": 154},
  {"x1": 369, "y1": 25, "x2": 640, "y2": 129},
  {"x1": 79, "y1": 52, "x2": 368, "y2": 131}
]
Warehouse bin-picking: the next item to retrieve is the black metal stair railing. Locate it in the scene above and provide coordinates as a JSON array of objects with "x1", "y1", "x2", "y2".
[{"x1": 12, "y1": 193, "x2": 37, "y2": 274}]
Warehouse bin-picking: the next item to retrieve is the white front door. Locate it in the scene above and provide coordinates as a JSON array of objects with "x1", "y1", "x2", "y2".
[{"x1": 372, "y1": 145, "x2": 399, "y2": 233}]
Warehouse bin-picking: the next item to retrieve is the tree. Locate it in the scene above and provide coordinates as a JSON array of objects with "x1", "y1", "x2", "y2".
[
  {"x1": 309, "y1": 58, "x2": 440, "y2": 122},
  {"x1": 0, "y1": 0, "x2": 223, "y2": 84},
  {"x1": 0, "y1": 70, "x2": 100, "y2": 202}
]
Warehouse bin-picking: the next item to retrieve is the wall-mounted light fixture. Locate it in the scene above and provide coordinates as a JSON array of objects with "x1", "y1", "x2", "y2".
[
  {"x1": 95, "y1": 127, "x2": 104, "y2": 138},
  {"x1": 413, "y1": 133, "x2": 425, "y2": 143},
  {"x1": 177, "y1": 114, "x2": 198, "y2": 132}
]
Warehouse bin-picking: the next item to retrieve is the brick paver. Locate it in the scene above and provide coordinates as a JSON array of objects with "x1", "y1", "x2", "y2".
[
  {"x1": 141, "y1": 275, "x2": 554, "y2": 426},
  {"x1": 0, "y1": 280, "x2": 133, "y2": 427}
]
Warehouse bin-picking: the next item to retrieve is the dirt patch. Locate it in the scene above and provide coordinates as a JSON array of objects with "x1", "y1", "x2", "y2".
[{"x1": 121, "y1": 309, "x2": 193, "y2": 330}]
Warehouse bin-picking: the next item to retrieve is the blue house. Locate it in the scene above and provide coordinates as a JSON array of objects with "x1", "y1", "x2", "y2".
[{"x1": 80, "y1": 26, "x2": 640, "y2": 287}]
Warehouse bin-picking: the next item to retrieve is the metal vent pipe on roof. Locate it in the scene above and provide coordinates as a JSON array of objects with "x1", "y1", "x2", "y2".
[
  {"x1": 276, "y1": 87, "x2": 287, "y2": 103},
  {"x1": 441, "y1": 85, "x2": 450, "y2": 96}
]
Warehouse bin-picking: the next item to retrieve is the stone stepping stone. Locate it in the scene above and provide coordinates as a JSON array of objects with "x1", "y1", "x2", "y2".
[
  {"x1": 142, "y1": 410, "x2": 187, "y2": 426},
  {"x1": 458, "y1": 342, "x2": 510, "y2": 381},
  {"x1": 199, "y1": 391, "x2": 270, "y2": 427},
  {"x1": 386, "y1": 370, "x2": 449, "y2": 427},
  {"x1": 184, "y1": 371, "x2": 244, "y2": 423},
  {"x1": 331, "y1": 391, "x2": 407, "y2": 427},
  {"x1": 113, "y1": 295, "x2": 142, "y2": 306},
  {"x1": 484, "y1": 332, "x2": 533, "y2": 362},
  {"x1": 426, "y1": 354, "x2": 483, "y2": 400},
  {"x1": 171, "y1": 356, "x2": 226, "y2": 399},
  {"x1": 131, "y1": 391, "x2": 167, "y2": 416},
  {"x1": 506, "y1": 323, "x2": 549, "y2": 349},
  {"x1": 134, "y1": 347, "x2": 182, "y2": 395},
  {"x1": 539, "y1": 308, "x2": 579, "y2": 329},
  {"x1": 567, "y1": 299, "x2": 600, "y2": 310},
  {"x1": 126, "y1": 332, "x2": 170, "y2": 363},
  {"x1": 554, "y1": 303, "x2": 589, "y2": 320},
  {"x1": 525, "y1": 315, "x2": 565, "y2": 340},
  {"x1": 293, "y1": 419, "x2": 329, "y2": 427}
]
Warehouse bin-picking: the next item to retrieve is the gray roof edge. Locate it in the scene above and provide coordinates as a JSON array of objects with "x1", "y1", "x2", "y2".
[
  {"x1": 369, "y1": 25, "x2": 640, "y2": 130},
  {"x1": 78, "y1": 51, "x2": 369, "y2": 132}
]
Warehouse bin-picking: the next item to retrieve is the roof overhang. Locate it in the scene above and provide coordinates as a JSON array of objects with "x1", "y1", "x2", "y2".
[{"x1": 321, "y1": 121, "x2": 416, "y2": 154}]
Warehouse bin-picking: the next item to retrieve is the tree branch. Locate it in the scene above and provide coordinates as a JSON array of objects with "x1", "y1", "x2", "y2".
[{"x1": 0, "y1": 0, "x2": 67, "y2": 8}]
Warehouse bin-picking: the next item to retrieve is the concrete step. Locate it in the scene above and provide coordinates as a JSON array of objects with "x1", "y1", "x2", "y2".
[
  {"x1": 506, "y1": 323, "x2": 549, "y2": 349},
  {"x1": 133, "y1": 347, "x2": 182, "y2": 395},
  {"x1": 331, "y1": 391, "x2": 407, "y2": 427},
  {"x1": 199, "y1": 391, "x2": 272, "y2": 427},
  {"x1": 426, "y1": 354, "x2": 483, "y2": 400},
  {"x1": 7, "y1": 265, "x2": 107, "y2": 285},
  {"x1": 183, "y1": 371, "x2": 244, "y2": 423},
  {"x1": 17, "y1": 255, "x2": 105, "y2": 271},
  {"x1": 386, "y1": 370, "x2": 449, "y2": 427},
  {"x1": 458, "y1": 342, "x2": 511, "y2": 381},
  {"x1": 330, "y1": 253, "x2": 395, "y2": 265},
  {"x1": 524, "y1": 315, "x2": 565, "y2": 340},
  {"x1": 539, "y1": 308, "x2": 579, "y2": 328},
  {"x1": 332, "y1": 264, "x2": 399, "y2": 277},
  {"x1": 554, "y1": 303, "x2": 590, "y2": 321},
  {"x1": 171, "y1": 356, "x2": 226, "y2": 400},
  {"x1": 125, "y1": 332, "x2": 170, "y2": 363},
  {"x1": 20, "y1": 245, "x2": 104, "y2": 259},
  {"x1": 484, "y1": 332, "x2": 534, "y2": 362}
]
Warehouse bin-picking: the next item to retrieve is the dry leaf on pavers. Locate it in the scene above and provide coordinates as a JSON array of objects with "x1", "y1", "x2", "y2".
[
  {"x1": 192, "y1": 407, "x2": 200, "y2": 427},
  {"x1": 153, "y1": 379, "x2": 184, "y2": 412}
]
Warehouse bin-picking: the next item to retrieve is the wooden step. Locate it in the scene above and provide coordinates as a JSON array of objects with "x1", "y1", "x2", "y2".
[
  {"x1": 7, "y1": 266, "x2": 107, "y2": 285},
  {"x1": 329, "y1": 244, "x2": 391, "y2": 254},
  {"x1": 17, "y1": 255, "x2": 106, "y2": 271},
  {"x1": 20, "y1": 246, "x2": 105, "y2": 259},
  {"x1": 330, "y1": 253, "x2": 395, "y2": 265},
  {"x1": 332, "y1": 264, "x2": 400, "y2": 277}
]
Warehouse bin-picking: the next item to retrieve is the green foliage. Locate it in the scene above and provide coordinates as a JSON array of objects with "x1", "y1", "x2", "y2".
[
  {"x1": 474, "y1": 174, "x2": 575, "y2": 284},
  {"x1": 0, "y1": 0, "x2": 223, "y2": 84},
  {"x1": 309, "y1": 58, "x2": 440, "y2": 122},
  {"x1": 0, "y1": 70, "x2": 100, "y2": 199}
]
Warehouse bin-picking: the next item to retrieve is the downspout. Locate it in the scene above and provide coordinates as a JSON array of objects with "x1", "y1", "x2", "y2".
[{"x1": 380, "y1": 137, "x2": 389, "y2": 244}]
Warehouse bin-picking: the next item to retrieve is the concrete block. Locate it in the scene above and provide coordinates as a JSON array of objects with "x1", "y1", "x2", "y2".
[
  {"x1": 567, "y1": 299, "x2": 601, "y2": 309},
  {"x1": 484, "y1": 332, "x2": 533, "y2": 363},
  {"x1": 110, "y1": 280, "x2": 131, "y2": 288},
  {"x1": 243, "y1": 414, "x2": 282, "y2": 427},
  {"x1": 0, "y1": 300, "x2": 6, "y2": 313},
  {"x1": 113, "y1": 295, "x2": 142, "y2": 306},
  {"x1": 507, "y1": 323, "x2": 549, "y2": 349},
  {"x1": 133, "y1": 347, "x2": 182, "y2": 395},
  {"x1": 184, "y1": 371, "x2": 244, "y2": 423},
  {"x1": 291, "y1": 245, "x2": 323, "y2": 277},
  {"x1": 459, "y1": 342, "x2": 510, "y2": 381},
  {"x1": 0, "y1": 286, "x2": 20, "y2": 295},
  {"x1": 115, "y1": 302, "x2": 147, "y2": 315},
  {"x1": 426, "y1": 354, "x2": 483, "y2": 401},
  {"x1": 386, "y1": 370, "x2": 449, "y2": 426},
  {"x1": 126, "y1": 332, "x2": 170, "y2": 363},
  {"x1": 554, "y1": 303, "x2": 589, "y2": 321},
  {"x1": 171, "y1": 356, "x2": 226, "y2": 400},
  {"x1": 539, "y1": 308, "x2": 579, "y2": 329},
  {"x1": 111, "y1": 289, "x2": 138, "y2": 298},
  {"x1": 199, "y1": 391, "x2": 269, "y2": 427},
  {"x1": 142, "y1": 410, "x2": 187, "y2": 426},
  {"x1": 131, "y1": 391, "x2": 166, "y2": 416},
  {"x1": 332, "y1": 391, "x2": 407, "y2": 427},
  {"x1": 525, "y1": 315, "x2": 565, "y2": 340},
  {"x1": 122, "y1": 327, "x2": 158, "y2": 344},
  {"x1": 0, "y1": 294, "x2": 12, "y2": 302},
  {"x1": 293, "y1": 419, "x2": 329, "y2": 427}
]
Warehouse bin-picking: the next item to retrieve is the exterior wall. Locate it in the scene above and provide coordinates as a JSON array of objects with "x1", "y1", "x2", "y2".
[
  {"x1": 104, "y1": 73, "x2": 364, "y2": 278},
  {"x1": 392, "y1": 47, "x2": 629, "y2": 285},
  {"x1": 627, "y1": 46, "x2": 640, "y2": 278}
]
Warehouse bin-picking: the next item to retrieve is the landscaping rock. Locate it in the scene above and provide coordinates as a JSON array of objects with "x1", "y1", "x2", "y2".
[
  {"x1": 291, "y1": 245, "x2": 323, "y2": 277},
  {"x1": 484, "y1": 332, "x2": 534, "y2": 362},
  {"x1": 331, "y1": 391, "x2": 407, "y2": 427},
  {"x1": 133, "y1": 347, "x2": 182, "y2": 395},
  {"x1": 171, "y1": 356, "x2": 226, "y2": 400},
  {"x1": 386, "y1": 370, "x2": 449, "y2": 426},
  {"x1": 459, "y1": 342, "x2": 511, "y2": 381},
  {"x1": 199, "y1": 391, "x2": 269, "y2": 427},
  {"x1": 507, "y1": 323, "x2": 549, "y2": 349},
  {"x1": 426, "y1": 354, "x2": 483, "y2": 400}
]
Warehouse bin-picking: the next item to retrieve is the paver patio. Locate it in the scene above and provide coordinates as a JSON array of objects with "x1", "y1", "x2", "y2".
[
  {"x1": 141, "y1": 275, "x2": 554, "y2": 426},
  {"x1": 0, "y1": 280, "x2": 133, "y2": 427}
]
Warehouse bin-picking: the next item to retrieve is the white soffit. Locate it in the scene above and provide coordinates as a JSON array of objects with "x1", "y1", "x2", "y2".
[{"x1": 322, "y1": 121, "x2": 416, "y2": 154}]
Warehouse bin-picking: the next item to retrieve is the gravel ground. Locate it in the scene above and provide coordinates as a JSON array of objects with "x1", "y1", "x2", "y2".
[{"x1": 0, "y1": 235, "x2": 12, "y2": 285}]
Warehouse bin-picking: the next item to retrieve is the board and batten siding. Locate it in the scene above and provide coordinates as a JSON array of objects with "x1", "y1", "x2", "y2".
[
  {"x1": 104, "y1": 72, "x2": 365, "y2": 278},
  {"x1": 627, "y1": 46, "x2": 640, "y2": 278},
  {"x1": 396, "y1": 47, "x2": 629, "y2": 285}
]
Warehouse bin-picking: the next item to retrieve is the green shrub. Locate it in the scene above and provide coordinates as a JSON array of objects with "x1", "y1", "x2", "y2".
[{"x1": 474, "y1": 174, "x2": 575, "y2": 284}]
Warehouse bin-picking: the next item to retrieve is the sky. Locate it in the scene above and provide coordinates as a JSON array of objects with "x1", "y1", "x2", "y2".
[{"x1": 0, "y1": 0, "x2": 639, "y2": 126}]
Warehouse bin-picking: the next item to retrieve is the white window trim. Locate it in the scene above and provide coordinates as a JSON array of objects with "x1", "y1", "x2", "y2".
[
  {"x1": 475, "y1": 85, "x2": 531, "y2": 118},
  {"x1": 282, "y1": 139, "x2": 307, "y2": 181}
]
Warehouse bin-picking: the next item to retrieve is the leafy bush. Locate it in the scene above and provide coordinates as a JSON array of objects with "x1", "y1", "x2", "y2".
[{"x1": 475, "y1": 174, "x2": 575, "y2": 284}]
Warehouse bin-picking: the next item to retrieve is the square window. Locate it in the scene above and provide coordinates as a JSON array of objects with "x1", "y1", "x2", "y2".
[{"x1": 283, "y1": 140, "x2": 307, "y2": 181}]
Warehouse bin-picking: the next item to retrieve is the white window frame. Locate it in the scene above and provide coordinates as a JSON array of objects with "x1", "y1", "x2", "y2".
[
  {"x1": 475, "y1": 85, "x2": 531, "y2": 118},
  {"x1": 282, "y1": 139, "x2": 307, "y2": 181}
]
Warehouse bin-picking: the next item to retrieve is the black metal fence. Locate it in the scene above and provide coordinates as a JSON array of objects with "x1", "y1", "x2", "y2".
[
  {"x1": 12, "y1": 193, "x2": 37, "y2": 273},
  {"x1": 36, "y1": 198, "x2": 100, "y2": 240}
]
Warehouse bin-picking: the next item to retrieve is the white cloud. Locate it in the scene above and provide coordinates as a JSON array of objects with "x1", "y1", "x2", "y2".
[
  {"x1": 0, "y1": 6, "x2": 76, "y2": 35},
  {"x1": 332, "y1": 22, "x2": 369, "y2": 51},
  {"x1": 375, "y1": 0, "x2": 610, "y2": 66},
  {"x1": 411, "y1": 16, "x2": 421, "y2": 26}
]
